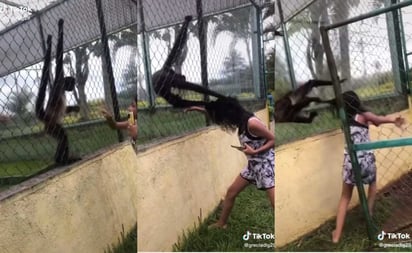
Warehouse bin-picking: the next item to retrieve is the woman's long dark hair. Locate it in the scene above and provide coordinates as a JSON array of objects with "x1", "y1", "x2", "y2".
[
  {"x1": 342, "y1": 91, "x2": 367, "y2": 119},
  {"x1": 204, "y1": 97, "x2": 253, "y2": 133}
]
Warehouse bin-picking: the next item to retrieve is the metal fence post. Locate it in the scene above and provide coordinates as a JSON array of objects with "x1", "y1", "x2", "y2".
[
  {"x1": 277, "y1": 0, "x2": 297, "y2": 89},
  {"x1": 321, "y1": 26, "x2": 376, "y2": 241},
  {"x1": 390, "y1": 0, "x2": 408, "y2": 94},
  {"x1": 95, "y1": 0, "x2": 124, "y2": 142},
  {"x1": 138, "y1": 0, "x2": 155, "y2": 108},
  {"x1": 196, "y1": 0, "x2": 210, "y2": 126},
  {"x1": 251, "y1": 3, "x2": 266, "y2": 99}
]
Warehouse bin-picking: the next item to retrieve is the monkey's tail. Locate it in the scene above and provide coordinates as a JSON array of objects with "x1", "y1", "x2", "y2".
[
  {"x1": 177, "y1": 80, "x2": 227, "y2": 99},
  {"x1": 162, "y1": 16, "x2": 192, "y2": 70},
  {"x1": 49, "y1": 19, "x2": 65, "y2": 106},
  {"x1": 36, "y1": 35, "x2": 53, "y2": 121}
]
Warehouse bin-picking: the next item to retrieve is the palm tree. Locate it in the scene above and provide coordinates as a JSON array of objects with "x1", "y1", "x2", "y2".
[
  {"x1": 112, "y1": 26, "x2": 138, "y2": 64},
  {"x1": 63, "y1": 41, "x2": 103, "y2": 121},
  {"x1": 262, "y1": 0, "x2": 276, "y2": 37},
  {"x1": 210, "y1": 7, "x2": 253, "y2": 68}
]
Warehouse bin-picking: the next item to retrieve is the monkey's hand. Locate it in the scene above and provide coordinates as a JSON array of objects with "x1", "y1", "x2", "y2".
[{"x1": 100, "y1": 107, "x2": 113, "y2": 119}]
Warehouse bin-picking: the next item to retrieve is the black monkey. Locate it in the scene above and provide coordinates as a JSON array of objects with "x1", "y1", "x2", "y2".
[
  {"x1": 152, "y1": 15, "x2": 227, "y2": 108},
  {"x1": 275, "y1": 79, "x2": 345, "y2": 123},
  {"x1": 35, "y1": 19, "x2": 80, "y2": 165}
]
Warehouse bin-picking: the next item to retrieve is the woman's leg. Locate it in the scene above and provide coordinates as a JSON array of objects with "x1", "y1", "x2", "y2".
[
  {"x1": 266, "y1": 187, "x2": 274, "y2": 209},
  {"x1": 332, "y1": 183, "x2": 354, "y2": 243},
  {"x1": 368, "y1": 182, "x2": 377, "y2": 216},
  {"x1": 212, "y1": 175, "x2": 250, "y2": 228}
]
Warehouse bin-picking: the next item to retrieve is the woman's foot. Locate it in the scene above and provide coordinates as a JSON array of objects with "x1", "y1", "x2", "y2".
[
  {"x1": 332, "y1": 230, "x2": 340, "y2": 243},
  {"x1": 208, "y1": 222, "x2": 227, "y2": 229}
]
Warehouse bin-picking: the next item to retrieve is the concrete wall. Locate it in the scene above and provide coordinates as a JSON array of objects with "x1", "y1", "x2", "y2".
[
  {"x1": 136, "y1": 109, "x2": 270, "y2": 252},
  {"x1": 275, "y1": 110, "x2": 412, "y2": 247},
  {"x1": 0, "y1": 143, "x2": 138, "y2": 253}
]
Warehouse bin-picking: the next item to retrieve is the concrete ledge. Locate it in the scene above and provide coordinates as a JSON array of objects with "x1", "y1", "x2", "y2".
[
  {"x1": 0, "y1": 142, "x2": 138, "y2": 253},
  {"x1": 136, "y1": 109, "x2": 269, "y2": 251},
  {"x1": 275, "y1": 110, "x2": 412, "y2": 247}
]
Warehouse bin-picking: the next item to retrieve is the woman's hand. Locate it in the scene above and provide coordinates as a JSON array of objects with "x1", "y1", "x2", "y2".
[
  {"x1": 128, "y1": 124, "x2": 138, "y2": 140},
  {"x1": 243, "y1": 143, "x2": 256, "y2": 156},
  {"x1": 394, "y1": 115, "x2": 406, "y2": 129}
]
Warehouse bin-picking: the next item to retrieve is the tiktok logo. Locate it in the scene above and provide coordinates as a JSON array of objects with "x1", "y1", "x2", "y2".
[
  {"x1": 243, "y1": 231, "x2": 251, "y2": 241},
  {"x1": 377, "y1": 231, "x2": 386, "y2": 241}
]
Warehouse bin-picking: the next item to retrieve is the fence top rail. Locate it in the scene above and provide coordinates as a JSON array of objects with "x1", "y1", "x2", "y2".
[
  {"x1": 353, "y1": 137, "x2": 412, "y2": 151},
  {"x1": 322, "y1": 0, "x2": 412, "y2": 31}
]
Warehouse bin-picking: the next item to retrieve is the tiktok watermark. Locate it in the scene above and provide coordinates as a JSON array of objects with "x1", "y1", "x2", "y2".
[
  {"x1": 0, "y1": 3, "x2": 32, "y2": 23},
  {"x1": 376, "y1": 230, "x2": 411, "y2": 249},
  {"x1": 242, "y1": 230, "x2": 275, "y2": 249}
]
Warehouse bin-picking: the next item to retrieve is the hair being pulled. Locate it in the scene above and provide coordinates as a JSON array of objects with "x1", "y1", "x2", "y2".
[{"x1": 205, "y1": 97, "x2": 253, "y2": 132}]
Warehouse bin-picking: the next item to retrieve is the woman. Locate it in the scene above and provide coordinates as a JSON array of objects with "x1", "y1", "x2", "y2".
[{"x1": 186, "y1": 97, "x2": 275, "y2": 228}]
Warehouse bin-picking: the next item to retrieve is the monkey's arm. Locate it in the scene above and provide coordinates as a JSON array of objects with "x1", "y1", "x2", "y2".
[
  {"x1": 36, "y1": 35, "x2": 53, "y2": 121},
  {"x1": 48, "y1": 19, "x2": 65, "y2": 110}
]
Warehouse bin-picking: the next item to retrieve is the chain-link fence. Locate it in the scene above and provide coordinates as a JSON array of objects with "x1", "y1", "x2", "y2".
[
  {"x1": 136, "y1": 0, "x2": 272, "y2": 145},
  {"x1": 320, "y1": 0, "x2": 412, "y2": 246},
  {"x1": 274, "y1": 0, "x2": 410, "y2": 146},
  {"x1": 276, "y1": 0, "x2": 412, "y2": 247},
  {"x1": 0, "y1": 0, "x2": 137, "y2": 188},
  {"x1": 0, "y1": 0, "x2": 273, "y2": 189}
]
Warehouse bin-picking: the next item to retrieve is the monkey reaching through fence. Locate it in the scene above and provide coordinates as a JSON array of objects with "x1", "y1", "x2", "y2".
[
  {"x1": 152, "y1": 15, "x2": 227, "y2": 108},
  {"x1": 35, "y1": 19, "x2": 80, "y2": 165},
  {"x1": 274, "y1": 79, "x2": 345, "y2": 123}
]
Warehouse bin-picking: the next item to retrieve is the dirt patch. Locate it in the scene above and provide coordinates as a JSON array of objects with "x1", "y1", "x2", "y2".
[{"x1": 378, "y1": 170, "x2": 412, "y2": 233}]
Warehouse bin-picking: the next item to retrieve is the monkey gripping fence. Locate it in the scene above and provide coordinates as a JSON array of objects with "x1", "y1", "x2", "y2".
[
  {"x1": 274, "y1": 0, "x2": 412, "y2": 146},
  {"x1": 321, "y1": 0, "x2": 412, "y2": 242},
  {"x1": 0, "y1": 0, "x2": 139, "y2": 188},
  {"x1": 0, "y1": 0, "x2": 272, "y2": 189},
  {"x1": 136, "y1": 0, "x2": 272, "y2": 144}
]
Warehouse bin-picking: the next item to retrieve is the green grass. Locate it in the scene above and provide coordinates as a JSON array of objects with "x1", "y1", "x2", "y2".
[
  {"x1": 355, "y1": 82, "x2": 395, "y2": 98},
  {"x1": 0, "y1": 123, "x2": 119, "y2": 179},
  {"x1": 104, "y1": 224, "x2": 137, "y2": 253},
  {"x1": 173, "y1": 185, "x2": 274, "y2": 252},
  {"x1": 275, "y1": 94, "x2": 409, "y2": 146},
  {"x1": 278, "y1": 191, "x2": 410, "y2": 252},
  {"x1": 0, "y1": 160, "x2": 49, "y2": 177},
  {"x1": 0, "y1": 107, "x2": 207, "y2": 185},
  {"x1": 275, "y1": 108, "x2": 341, "y2": 146},
  {"x1": 137, "y1": 108, "x2": 206, "y2": 144}
]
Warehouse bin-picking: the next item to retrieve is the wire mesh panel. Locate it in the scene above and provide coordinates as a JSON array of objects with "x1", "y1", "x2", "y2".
[
  {"x1": 274, "y1": 0, "x2": 409, "y2": 146},
  {"x1": 321, "y1": 0, "x2": 412, "y2": 248},
  {"x1": 136, "y1": 1, "x2": 269, "y2": 145},
  {"x1": 0, "y1": 0, "x2": 138, "y2": 188}
]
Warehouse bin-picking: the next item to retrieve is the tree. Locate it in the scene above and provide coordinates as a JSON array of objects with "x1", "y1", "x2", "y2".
[
  {"x1": 210, "y1": 7, "x2": 253, "y2": 68},
  {"x1": 120, "y1": 54, "x2": 138, "y2": 100},
  {"x1": 6, "y1": 86, "x2": 33, "y2": 121},
  {"x1": 222, "y1": 49, "x2": 248, "y2": 76},
  {"x1": 63, "y1": 40, "x2": 108, "y2": 121},
  {"x1": 262, "y1": 0, "x2": 276, "y2": 36}
]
